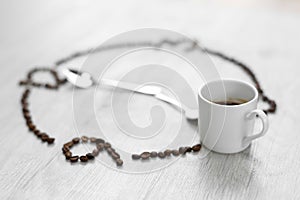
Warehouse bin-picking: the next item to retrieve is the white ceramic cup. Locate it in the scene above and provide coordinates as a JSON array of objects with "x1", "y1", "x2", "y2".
[{"x1": 198, "y1": 79, "x2": 269, "y2": 154}]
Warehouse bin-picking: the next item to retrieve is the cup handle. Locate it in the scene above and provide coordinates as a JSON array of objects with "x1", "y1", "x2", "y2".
[{"x1": 243, "y1": 109, "x2": 269, "y2": 144}]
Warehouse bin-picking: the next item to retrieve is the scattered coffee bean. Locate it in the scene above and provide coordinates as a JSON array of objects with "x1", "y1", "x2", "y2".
[
  {"x1": 92, "y1": 149, "x2": 99, "y2": 156},
  {"x1": 70, "y1": 156, "x2": 79, "y2": 163},
  {"x1": 46, "y1": 137, "x2": 55, "y2": 144},
  {"x1": 90, "y1": 137, "x2": 97, "y2": 143},
  {"x1": 80, "y1": 155, "x2": 88, "y2": 162},
  {"x1": 62, "y1": 146, "x2": 69, "y2": 153},
  {"x1": 150, "y1": 151, "x2": 157, "y2": 158},
  {"x1": 41, "y1": 134, "x2": 49, "y2": 142},
  {"x1": 81, "y1": 136, "x2": 89, "y2": 143},
  {"x1": 111, "y1": 152, "x2": 120, "y2": 160},
  {"x1": 132, "y1": 154, "x2": 140, "y2": 160},
  {"x1": 179, "y1": 147, "x2": 186, "y2": 154},
  {"x1": 158, "y1": 152, "x2": 166, "y2": 158},
  {"x1": 72, "y1": 137, "x2": 80, "y2": 144},
  {"x1": 97, "y1": 143, "x2": 104, "y2": 151},
  {"x1": 86, "y1": 153, "x2": 94, "y2": 160},
  {"x1": 172, "y1": 150, "x2": 180, "y2": 156},
  {"x1": 65, "y1": 151, "x2": 72, "y2": 159},
  {"x1": 192, "y1": 144, "x2": 201, "y2": 152},
  {"x1": 164, "y1": 149, "x2": 172, "y2": 156},
  {"x1": 141, "y1": 152, "x2": 151, "y2": 159},
  {"x1": 116, "y1": 159, "x2": 123, "y2": 166},
  {"x1": 64, "y1": 141, "x2": 74, "y2": 148},
  {"x1": 104, "y1": 143, "x2": 111, "y2": 149},
  {"x1": 185, "y1": 147, "x2": 192, "y2": 153},
  {"x1": 95, "y1": 138, "x2": 105, "y2": 144},
  {"x1": 107, "y1": 147, "x2": 114, "y2": 154}
]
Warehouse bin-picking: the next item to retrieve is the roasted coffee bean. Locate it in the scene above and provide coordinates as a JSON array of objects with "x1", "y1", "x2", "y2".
[
  {"x1": 111, "y1": 152, "x2": 120, "y2": 160},
  {"x1": 92, "y1": 149, "x2": 99, "y2": 156},
  {"x1": 179, "y1": 147, "x2": 186, "y2": 154},
  {"x1": 65, "y1": 151, "x2": 72, "y2": 159},
  {"x1": 104, "y1": 143, "x2": 111, "y2": 149},
  {"x1": 70, "y1": 156, "x2": 79, "y2": 163},
  {"x1": 86, "y1": 153, "x2": 95, "y2": 160},
  {"x1": 132, "y1": 154, "x2": 140, "y2": 160},
  {"x1": 95, "y1": 138, "x2": 105, "y2": 144},
  {"x1": 81, "y1": 136, "x2": 89, "y2": 143},
  {"x1": 62, "y1": 146, "x2": 70, "y2": 153},
  {"x1": 107, "y1": 148, "x2": 114, "y2": 155},
  {"x1": 28, "y1": 124, "x2": 36, "y2": 131},
  {"x1": 192, "y1": 144, "x2": 201, "y2": 152},
  {"x1": 90, "y1": 137, "x2": 97, "y2": 143},
  {"x1": 164, "y1": 149, "x2": 172, "y2": 156},
  {"x1": 97, "y1": 143, "x2": 104, "y2": 151},
  {"x1": 140, "y1": 152, "x2": 151, "y2": 159},
  {"x1": 80, "y1": 155, "x2": 88, "y2": 162},
  {"x1": 150, "y1": 151, "x2": 157, "y2": 158},
  {"x1": 185, "y1": 147, "x2": 192, "y2": 153},
  {"x1": 64, "y1": 141, "x2": 74, "y2": 148},
  {"x1": 72, "y1": 137, "x2": 80, "y2": 144},
  {"x1": 158, "y1": 152, "x2": 166, "y2": 158},
  {"x1": 41, "y1": 134, "x2": 49, "y2": 142},
  {"x1": 116, "y1": 159, "x2": 123, "y2": 166},
  {"x1": 47, "y1": 137, "x2": 55, "y2": 144},
  {"x1": 172, "y1": 150, "x2": 180, "y2": 156}
]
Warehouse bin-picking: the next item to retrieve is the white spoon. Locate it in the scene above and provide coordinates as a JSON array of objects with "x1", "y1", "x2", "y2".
[{"x1": 61, "y1": 68, "x2": 198, "y2": 120}]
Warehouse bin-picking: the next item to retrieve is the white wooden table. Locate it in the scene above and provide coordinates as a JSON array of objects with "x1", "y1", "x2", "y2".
[{"x1": 1, "y1": 0, "x2": 300, "y2": 199}]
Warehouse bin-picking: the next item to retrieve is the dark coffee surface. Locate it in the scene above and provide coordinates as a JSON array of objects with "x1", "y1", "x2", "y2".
[{"x1": 213, "y1": 98, "x2": 248, "y2": 106}]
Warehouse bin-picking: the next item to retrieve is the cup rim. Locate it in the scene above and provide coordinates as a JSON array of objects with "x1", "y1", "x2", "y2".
[{"x1": 198, "y1": 79, "x2": 258, "y2": 108}]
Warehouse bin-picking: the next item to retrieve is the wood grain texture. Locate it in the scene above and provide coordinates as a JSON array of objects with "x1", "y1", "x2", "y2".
[{"x1": 0, "y1": 0, "x2": 300, "y2": 199}]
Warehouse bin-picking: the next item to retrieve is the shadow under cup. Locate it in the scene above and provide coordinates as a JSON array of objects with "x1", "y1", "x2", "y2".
[{"x1": 198, "y1": 79, "x2": 258, "y2": 154}]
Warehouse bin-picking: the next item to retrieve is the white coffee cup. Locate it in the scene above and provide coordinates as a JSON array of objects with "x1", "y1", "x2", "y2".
[{"x1": 198, "y1": 79, "x2": 269, "y2": 154}]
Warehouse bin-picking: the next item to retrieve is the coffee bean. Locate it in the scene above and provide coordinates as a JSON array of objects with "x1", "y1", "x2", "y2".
[
  {"x1": 86, "y1": 153, "x2": 95, "y2": 160},
  {"x1": 179, "y1": 147, "x2": 186, "y2": 154},
  {"x1": 111, "y1": 152, "x2": 120, "y2": 160},
  {"x1": 192, "y1": 144, "x2": 201, "y2": 152},
  {"x1": 80, "y1": 155, "x2": 88, "y2": 162},
  {"x1": 70, "y1": 156, "x2": 79, "y2": 163},
  {"x1": 62, "y1": 146, "x2": 70, "y2": 153},
  {"x1": 65, "y1": 151, "x2": 72, "y2": 159},
  {"x1": 95, "y1": 138, "x2": 105, "y2": 144},
  {"x1": 97, "y1": 143, "x2": 104, "y2": 151},
  {"x1": 107, "y1": 147, "x2": 114, "y2": 153},
  {"x1": 41, "y1": 134, "x2": 49, "y2": 142},
  {"x1": 150, "y1": 151, "x2": 157, "y2": 158},
  {"x1": 132, "y1": 154, "x2": 140, "y2": 160},
  {"x1": 141, "y1": 152, "x2": 151, "y2": 159},
  {"x1": 158, "y1": 152, "x2": 166, "y2": 158},
  {"x1": 92, "y1": 149, "x2": 99, "y2": 156},
  {"x1": 172, "y1": 150, "x2": 180, "y2": 156},
  {"x1": 64, "y1": 141, "x2": 74, "y2": 148},
  {"x1": 116, "y1": 159, "x2": 123, "y2": 166},
  {"x1": 104, "y1": 143, "x2": 111, "y2": 149},
  {"x1": 164, "y1": 149, "x2": 172, "y2": 156},
  {"x1": 72, "y1": 137, "x2": 80, "y2": 144},
  {"x1": 81, "y1": 136, "x2": 89, "y2": 143},
  {"x1": 90, "y1": 137, "x2": 97, "y2": 143},
  {"x1": 185, "y1": 147, "x2": 192, "y2": 153},
  {"x1": 47, "y1": 138, "x2": 55, "y2": 144}
]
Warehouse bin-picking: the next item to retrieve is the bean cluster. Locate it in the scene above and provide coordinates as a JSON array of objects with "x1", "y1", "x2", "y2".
[
  {"x1": 132, "y1": 144, "x2": 201, "y2": 160},
  {"x1": 62, "y1": 136, "x2": 123, "y2": 166}
]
